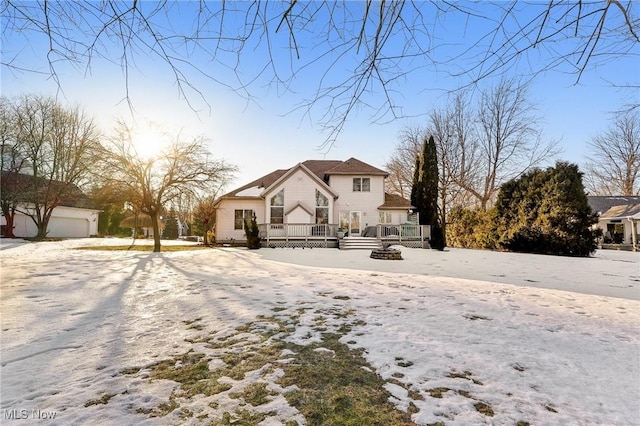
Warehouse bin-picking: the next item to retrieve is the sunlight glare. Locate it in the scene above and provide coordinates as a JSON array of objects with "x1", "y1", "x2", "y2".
[{"x1": 131, "y1": 122, "x2": 167, "y2": 159}]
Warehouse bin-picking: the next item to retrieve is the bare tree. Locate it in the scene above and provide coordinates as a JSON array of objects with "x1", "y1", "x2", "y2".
[
  {"x1": 462, "y1": 78, "x2": 558, "y2": 209},
  {"x1": 584, "y1": 110, "x2": 640, "y2": 195},
  {"x1": 2, "y1": 2, "x2": 637, "y2": 144},
  {"x1": 428, "y1": 94, "x2": 476, "y2": 238},
  {"x1": 193, "y1": 196, "x2": 218, "y2": 245},
  {"x1": 1, "y1": 95, "x2": 100, "y2": 238},
  {"x1": 384, "y1": 126, "x2": 425, "y2": 198},
  {"x1": 100, "y1": 122, "x2": 237, "y2": 252},
  {"x1": 0, "y1": 97, "x2": 26, "y2": 237}
]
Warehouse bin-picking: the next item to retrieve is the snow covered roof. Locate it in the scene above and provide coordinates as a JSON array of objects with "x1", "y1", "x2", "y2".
[{"x1": 599, "y1": 203, "x2": 640, "y2": 220}]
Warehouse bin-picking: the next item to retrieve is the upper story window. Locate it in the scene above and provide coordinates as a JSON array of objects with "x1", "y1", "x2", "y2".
[
  {"x1": 270, "y1": 189, "x2": 284, "y2": 224},
  {"x1": 315, "y1": 189, "x2": 329, "y2": 224},
  {"x1": 353, "y1": 177, "x2": 370, "y2": 192}
]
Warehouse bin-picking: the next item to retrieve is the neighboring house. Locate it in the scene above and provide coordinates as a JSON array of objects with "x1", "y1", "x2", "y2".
[
  {"x1": 588, "y1": 196, "x2": 640, "y2": 250},
  {"x1": 0, "y1": 171, "x2": 100, "y2": 238},
  {"x1": 214, "y1": 158, "x2": 429, "y2": 248}
]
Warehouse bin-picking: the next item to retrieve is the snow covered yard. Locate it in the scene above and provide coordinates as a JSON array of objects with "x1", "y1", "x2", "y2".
[{"x1": 0, "y1": 239, "x2": 638, "y2": 425}]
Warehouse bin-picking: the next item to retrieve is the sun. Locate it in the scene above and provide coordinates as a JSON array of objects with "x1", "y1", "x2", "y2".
[{"x1": 131, "y1": 121, "x2": 167, "y2": 160}]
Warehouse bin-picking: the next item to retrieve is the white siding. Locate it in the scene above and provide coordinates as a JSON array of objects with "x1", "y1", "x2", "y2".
[
  {"x1": 1, "y1": 205, "x2": 99, "y2": 238},
  {"x1": 287, "y1": 206, "x2": 312, "y2": 223},
  {"x1": 215, "y1": 199, "x2": 264, "y2": 242},
  {"x1": 330, "y1": 175, "x2": 386, "y2": 226},
  {"x1": 264, "y1": 169, "x2": 333, "y2": 224}
]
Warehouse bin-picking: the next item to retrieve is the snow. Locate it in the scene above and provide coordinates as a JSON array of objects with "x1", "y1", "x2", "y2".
[{"x1": 1, "y1": 238, "x2": 638, "y2": 425}]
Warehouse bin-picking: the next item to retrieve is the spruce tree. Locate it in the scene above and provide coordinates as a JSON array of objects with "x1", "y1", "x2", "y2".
[
  {"x1": 163, "y1": 208, "x2": 179, "y2": 240},
  {"x1": 411, "y1": 135, "x2": 445, "y2": 250}
]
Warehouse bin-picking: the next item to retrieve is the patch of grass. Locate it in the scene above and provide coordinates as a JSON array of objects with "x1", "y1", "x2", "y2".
[
  {"x1": 210, "y1": 410, "x2": 275, "y2": 426},
  {"x1": 152, "y1": 396, "x2": 180, "y2": 417},
  {"x1": 395, "y1": 357, "x2": 414, "y2": 368},
  {"x1": 230, "y1": 382, "x2": 277, "y2": 406},
  {"x1": 474, "y1": 401, "x2": 494, "y2": 417},
  {"x1": 333, "y1": 295, "x2": 351, "y2": 300},
  {"x1": 447, "y1": 370, "x2": 483, "y2": 385},
  {"x1": 134, "y1": 309, "x2": 417, "y2": 424},
  {"x1": 279, "y1": 332, "x2": 416, "y2": 425},
  {"x1": 84, "y1": 393, "x2": 116, "y2": 407},
  {"x1": 426, "y1": 387, "x2": 452, "y2": 398}
]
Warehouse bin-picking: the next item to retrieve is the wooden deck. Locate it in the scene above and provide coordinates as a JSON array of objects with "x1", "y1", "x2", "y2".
[{"x1": 257, "y1": 223, "x2": 430, "y2": 249}]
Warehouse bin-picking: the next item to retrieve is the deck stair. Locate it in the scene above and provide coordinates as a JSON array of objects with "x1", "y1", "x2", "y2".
[{"x1": 339, "y1": 236, "x2": 383, "y2": 250}]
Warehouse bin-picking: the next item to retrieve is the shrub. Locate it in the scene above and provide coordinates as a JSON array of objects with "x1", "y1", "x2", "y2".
[
  {"x1": 244, "y1": 215, "x2": 261, "y2": 249},
  {"x1": 447, "y1": 206, "x2": 497, "y2": 249}
]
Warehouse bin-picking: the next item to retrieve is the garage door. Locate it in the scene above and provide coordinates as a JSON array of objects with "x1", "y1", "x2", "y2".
[{"x1": 47, "y1": 217, "x2": 89, "y2": 238}]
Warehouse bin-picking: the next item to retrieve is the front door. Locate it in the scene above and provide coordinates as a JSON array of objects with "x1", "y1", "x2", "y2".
[{"x1": 350, "y1": 211, "x2": 361, "y2": 236}]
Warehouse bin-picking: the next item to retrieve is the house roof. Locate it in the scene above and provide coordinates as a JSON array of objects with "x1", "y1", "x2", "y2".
[
  {"x1": 259, "y1": 162, "x2": 339, "y2": 199},
  {"x1": 587, "y1": 196, "x2": 640, "y2": 215},
  {"x1": 599, "y1": 203, "x2": 640, "y2": 220},
  {"x1": 324, "y1": 157, "x2": 388, "y2": 176},
  {"x1": 0, "y1": 171, "x2": 98, "y2": 210},
  {"x1": 218, "y1": 158, "x2": 388, "y2": 201},
  {"x1": 378, "y1": 192, "x2": 414, "y2": 210}
]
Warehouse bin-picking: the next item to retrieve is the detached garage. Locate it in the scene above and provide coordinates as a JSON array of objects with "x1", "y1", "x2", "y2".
[
  {"x1": 1, "y1": 171, "x2": 101, "y2": 238},
  {"x1": 3, "y1": 205, "x2": 100, "y2": 239}
]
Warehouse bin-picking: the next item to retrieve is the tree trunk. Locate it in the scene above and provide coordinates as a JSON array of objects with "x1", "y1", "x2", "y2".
[
  {"x1": 3, "y1": 212, "x2": 15, "y2": 238},
  {"x1": 151, "y1": 211, "x2": 162, "y2": 252}
]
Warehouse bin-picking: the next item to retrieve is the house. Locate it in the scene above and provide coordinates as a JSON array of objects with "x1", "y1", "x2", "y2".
[
  {"x1": 588, "y1": 196, "x2": 640, "y2": 250},
  {"x1": 214, "y1": 158, "x2": 430, "y2": 248},
  {"x1": 0, "y1": 171, "x2": 101, "y2": 238}
]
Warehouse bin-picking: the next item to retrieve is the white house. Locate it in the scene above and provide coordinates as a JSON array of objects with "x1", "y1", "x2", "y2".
[
  {"x1": 0, "y1": 171, "x2": 100, "y2": 238},
  {"x1": 588, "y1": 196, "x2": 640, "y2": 251},
  {"x1": 214, "y1": 158, "x2": 429, "y2": 248},
  {"x1": 4, "y1": 205, "x2": 100, "y2": 238}
]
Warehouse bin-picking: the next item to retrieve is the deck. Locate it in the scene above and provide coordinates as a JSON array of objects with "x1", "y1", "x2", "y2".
[{"x1": 257, "y1": 223, "x2": 431, "y2": 249}]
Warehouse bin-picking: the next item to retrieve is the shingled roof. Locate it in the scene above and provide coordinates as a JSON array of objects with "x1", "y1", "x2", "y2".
[
  {"x1": 378, "y1": 192, "x2": 414, "y2": 210},
  {"x1": 600, "y1": 203, "x2": 640, "y2": 219},
  {"x1": 587, "y1": 196, "x2": 640, "y2": 215},
  {"x1": 0, "y1": 171, "x2": 97, "y2": 209},
  {"x1": 219, "y1": 158, "x2": 389, "y2": 200}
]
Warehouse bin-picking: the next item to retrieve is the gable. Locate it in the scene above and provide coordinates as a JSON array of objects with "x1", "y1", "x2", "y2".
[{"x1": 261, "y1": 163, "x2": 338, "y2": 200}]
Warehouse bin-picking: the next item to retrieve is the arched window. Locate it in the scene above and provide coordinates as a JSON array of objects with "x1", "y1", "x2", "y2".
[{"x1": 270, "y1": 189, "x2": 284, "y2": 224}]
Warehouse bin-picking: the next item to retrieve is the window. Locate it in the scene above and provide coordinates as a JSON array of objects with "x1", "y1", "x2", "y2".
[
  {"x1": 379, "y1": 212, "x2": 392, "y2": 224},
  {"x1": 315, "y1": 189, "x2": 329, "y2": 224},
  {"x1": 353, "y1": 177, "x2": 370, "y2": 192},
  {"x1": 234, "y1": 209, "x2": 254, "y2": 230},
  {"x1": 270, "y1": 189, "x2": 284, "y2": 224}
]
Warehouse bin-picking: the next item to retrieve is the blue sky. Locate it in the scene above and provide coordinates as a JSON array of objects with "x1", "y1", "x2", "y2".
[{"x1": 2, "y1": 1, "x2": 638, "y2": 188}]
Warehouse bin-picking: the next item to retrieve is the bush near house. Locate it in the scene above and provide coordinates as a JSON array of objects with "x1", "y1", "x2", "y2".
[
  {"x1": 446, "y1": 207, "x2": 497, "y2": 249},
  {"x1": 244, "y1": 215, "x2": 261, "y2": 249}
]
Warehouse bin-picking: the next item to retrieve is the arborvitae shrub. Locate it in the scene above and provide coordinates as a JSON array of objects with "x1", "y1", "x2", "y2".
[{"x1": 244, "y1": 215, "x2": 261, "y2": 249}]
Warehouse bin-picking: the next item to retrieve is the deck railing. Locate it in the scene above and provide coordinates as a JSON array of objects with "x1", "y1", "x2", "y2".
[
  {"x1": 258, "y1": 223, "x2": 430, "y2": 243},
  {"x1": 259, "y1": 223, "x2": 339, "y2": 243},
  {"x1": 377, "y1": 224, "x2": 431, "y2": 241}
]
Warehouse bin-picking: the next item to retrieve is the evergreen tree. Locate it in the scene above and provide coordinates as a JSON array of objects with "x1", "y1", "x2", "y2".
[
  {"x1": 244, "y1": 214, "x2": 261, "y2": 249},
  {"x1": 495, "y1": 162, "x2": 599, "y2": 256},
  {"x1": 411, "y1": 135, "x2": 445, "y2": 250},
  {"x1": 163, "y1": 208, "x2": 179, "y2": 240}
]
